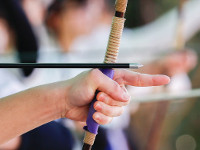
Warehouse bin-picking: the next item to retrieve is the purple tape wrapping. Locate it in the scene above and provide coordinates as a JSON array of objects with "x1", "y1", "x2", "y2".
[{"x1": 84, "y1": 68, "x2": 114, "y2": 134}]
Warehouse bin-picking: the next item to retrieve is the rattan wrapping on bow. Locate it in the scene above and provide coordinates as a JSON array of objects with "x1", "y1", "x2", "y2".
[
  {"x1": 104, "y1": 16, "x2": 125, "y2": 63},
  {"x1": 175, "y1": 0, "x2": 187, "y2": 50},
  {"x1": 115, "y1": 0, "x2": 128, "y2": 13},
  {"x1": 83, "y1": 131, "x2": 96, "y2": 145}
]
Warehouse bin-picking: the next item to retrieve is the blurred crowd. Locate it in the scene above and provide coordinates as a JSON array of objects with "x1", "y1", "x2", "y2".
[{"x1": 0, "y1": 0, "x2": 200, "y2": 150}]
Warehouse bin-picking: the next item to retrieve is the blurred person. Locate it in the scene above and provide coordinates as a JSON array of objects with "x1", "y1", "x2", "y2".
[
  {"x1": 0, "y1": 5, "x2": 25, "y2": 97},
  {"x1": 0, "y1": 0, "x2": 93, "y2": 89},
  {"x1": 46, "y1": 0, "x2": 103, "y2": 52},
  {"x1": 0, "y1": 0, "x2": 74, "y2": 150},
  {"x1": 19, "y1": 0, "x2": 55, "y2": 48},
  {"x1": 11, "y1": 0, "x2": 105, "y2": 89},
  {"x1": 0, "y1": 1, "x2": 28, "y2": 97},
  {"x1": 44, "y1": 0, "x2": 114, "y2": 149},
  {"x1": 0, "y1": 0, "x2": 116, "y2": 150},
  {"x1": 0, "y1": 0, "x2": 38, "y2": 77}
]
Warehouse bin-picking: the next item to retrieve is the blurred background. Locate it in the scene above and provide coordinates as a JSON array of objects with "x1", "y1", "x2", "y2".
[{"x1": 0, "y1": 0, "x2": 200, "y2": 150}]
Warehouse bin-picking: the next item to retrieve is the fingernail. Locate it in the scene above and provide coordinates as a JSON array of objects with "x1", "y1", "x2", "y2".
[
  {"x1": 121, "y1": 86, "x2": 128, "y2": 93},
  {"x1": 94, "y1": 103, "x2": 102, "y2": 111},
  {"x1": 120, "y1": 86, "x2": 130, "y2": 101},
  {"x1": 122, "y1": 93, "x2": 130, "y2": 101},
  {"x1": 94, "y1": 114, "x2": 100, "y2": 121},
  {"x1": 97, "y1": 94, "x2": 104, "y2": 101}
]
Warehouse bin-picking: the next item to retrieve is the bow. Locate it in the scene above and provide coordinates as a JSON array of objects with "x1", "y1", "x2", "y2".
[
  {"x1": 175, "y1": 0, "x2": 187, "y2": 51},
  {"x1": 82, "y1": 0, "x2": 128, "y2": 149}
]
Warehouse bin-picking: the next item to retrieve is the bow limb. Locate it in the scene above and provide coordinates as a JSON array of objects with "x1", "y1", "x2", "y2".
[{"x1": 82, "y1": 0, "x2": 128, "y2": 150}]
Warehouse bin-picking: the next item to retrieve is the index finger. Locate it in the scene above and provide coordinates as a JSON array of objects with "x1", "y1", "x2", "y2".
[{"x1": 114, "y1": 69, "x2": 170, "y2": 87}]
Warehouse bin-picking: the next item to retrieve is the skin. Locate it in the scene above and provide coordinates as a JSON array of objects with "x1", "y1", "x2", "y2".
[
  {"x1": 46, "y1": 0, "x2": 103, "y2": 52},
  {"x1": 0, "y1": 69, "x2": 170, "y2": 144},
  {"x1": 0, "y1": 19, "x2": 14, "y2": 54},
  {"x1": 137, "y1": 50, "x2": 197, "y2": 77},
  {"x1": 21, "y1": 0, "x2": 45, "y2": 27}
]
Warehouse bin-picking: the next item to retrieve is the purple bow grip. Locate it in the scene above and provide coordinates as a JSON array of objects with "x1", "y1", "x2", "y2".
[{"x1": 84, "y1": 68, "x2": 114, "y2": 134}]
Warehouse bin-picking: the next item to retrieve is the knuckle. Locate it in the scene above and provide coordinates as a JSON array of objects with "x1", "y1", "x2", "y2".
[
  {"x1": 135, "y1": 73, "x2": 141, "y2": 86},
  {"x1": 106, "y1": 105, "x2": 124, "y2": 117},
  {"x1": 94, "y1": 113, "x2": 113, "y2": 125},
  {"x1": 98, "y1": 92, "x2": 107, "y2": 102},
  {"x1": 101, "y1": 102, "x2": 112, "y2": 116},
  {"x1": 102, "y1": 116, "x2": 113, "y2": 125},
  {"x1": 113, "y1": 81, "x2": 121, "y2": 93},
  {"x1": 108, "y1": 99, "x2": 115, "y2": 106},
  {"x1": 89, "y1": 69, "x2": 102, "y2": 84},
  {"x1": 137, "y1": 73, "x2": 145, "y2": 86},
  {"x1": 104, "y1": 106, "x2": 112, "y2": 116},
  {"x1": 90, "y1": 69, "x2": 100, "y2": 77},
  {"x1": 102, "y1": 95, "x2": 109, "y2": 104}
]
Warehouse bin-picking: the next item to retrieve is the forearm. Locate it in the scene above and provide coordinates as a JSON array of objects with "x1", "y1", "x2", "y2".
[{"x1": 0, "y1": 84, "x2": 65, "y2": 144}]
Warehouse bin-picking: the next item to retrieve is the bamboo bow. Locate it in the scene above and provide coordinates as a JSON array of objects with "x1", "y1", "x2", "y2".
[
  {"x1": 82, "y1": 0, "x2": 128, "y2": 150},
  {"x1": 175, "y1": 0, "x2": 187, "y2": 51}
]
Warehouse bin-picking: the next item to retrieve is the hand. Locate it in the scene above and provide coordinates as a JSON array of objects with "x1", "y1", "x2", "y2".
[
  {"x1": 63, "y1": 69, "x2": 170, "y2": 125},
  {"x1": 0, "y1": 69, "x2": 169, "y2": 144},
  {"x1": 162, "y1": 49, "x2": 197, "y2": 76}
]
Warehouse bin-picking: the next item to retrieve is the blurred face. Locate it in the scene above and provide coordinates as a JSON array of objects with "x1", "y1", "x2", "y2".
[
  {"x1": 0, "y1": 19, "x2": 10, "y2": 53},
  {"x1": 54, "y1": 0, "x2": 104, "y2": 37},
  {"x1": 59, "y1": 5, "x2": 91, "y2": 36}
]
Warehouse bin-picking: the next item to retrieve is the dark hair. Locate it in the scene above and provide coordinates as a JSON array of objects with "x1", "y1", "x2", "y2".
[
  {"x1": 0, "y1": 2, "x2": 11, "y2": 26},
  {"x1": 0, "y1": 7, "x2": 6, "y2": 19},
  {"x1": 0, "y1": 0, "x2": 38, "y2": 77},
  {"x1": 48, "y1": 0, "x2": 87, "y2": 14},
  {"x1": 104, "y1": 0, "x2": 115, "y2": 13}
]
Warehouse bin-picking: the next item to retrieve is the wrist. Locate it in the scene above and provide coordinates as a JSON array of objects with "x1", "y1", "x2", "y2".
[{"x1": 45, "y1": 81, "x2": 71, "y2": 119}]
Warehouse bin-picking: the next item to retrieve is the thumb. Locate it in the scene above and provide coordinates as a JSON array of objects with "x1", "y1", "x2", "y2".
[{"x1": 90, "y1": 69, "x2": 130, "y2": 102}]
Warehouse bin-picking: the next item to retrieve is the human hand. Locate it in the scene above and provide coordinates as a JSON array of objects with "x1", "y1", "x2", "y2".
[
  {"x1": 162, "y1": 49, "x2": 197, "y2": 76},
  {"x1": 0, "y1": 69, "x2": 169, "y2": 144},
  {"x1": 61, "y1": 69, "x2": 170, "y2": 125}
]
